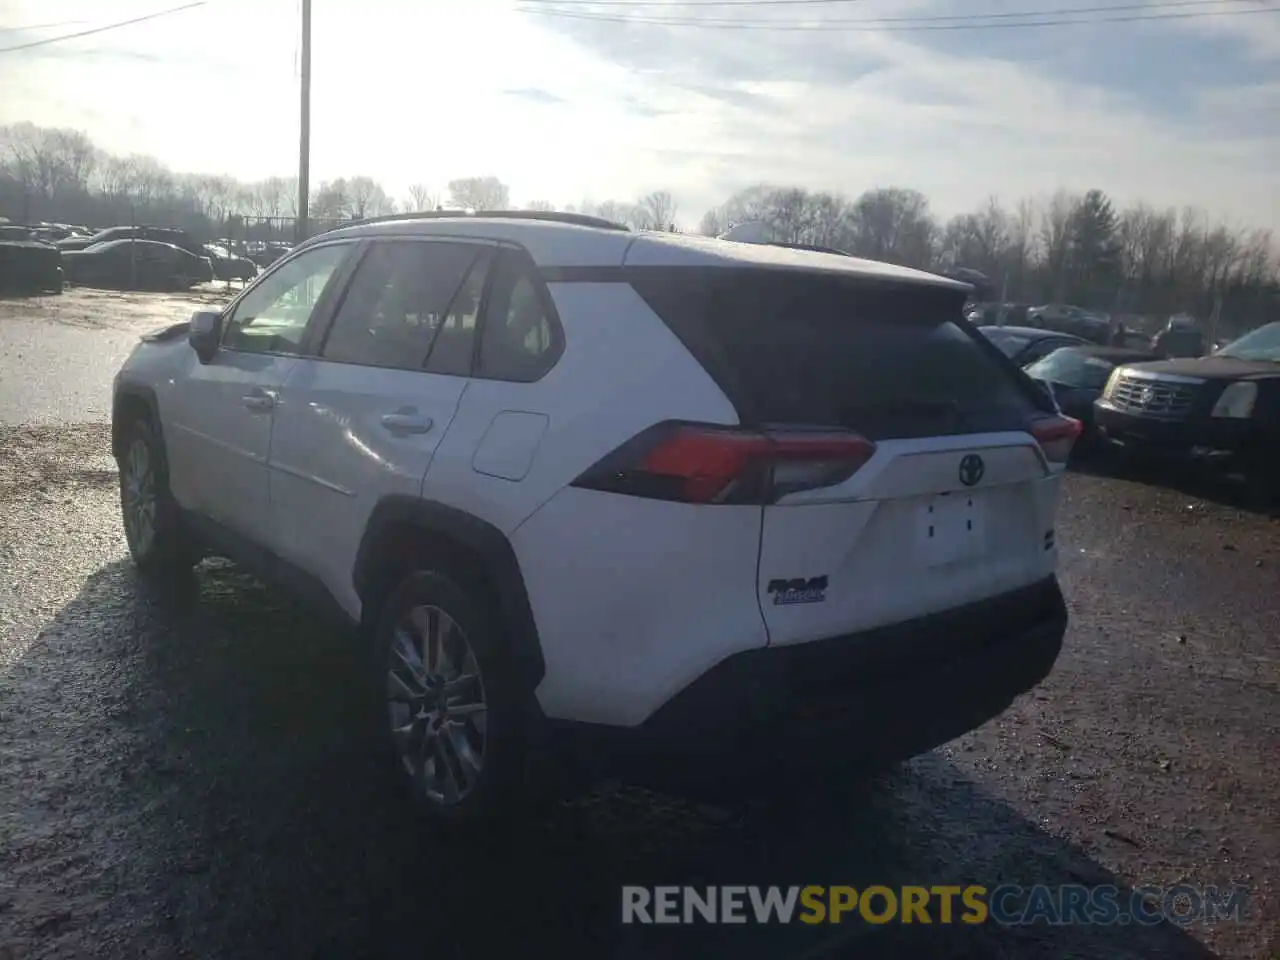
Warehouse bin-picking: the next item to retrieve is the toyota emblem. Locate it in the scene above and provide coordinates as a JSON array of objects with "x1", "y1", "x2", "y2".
[{"x1": 959, "y1": 454, "x2": 985, "y2": 487}]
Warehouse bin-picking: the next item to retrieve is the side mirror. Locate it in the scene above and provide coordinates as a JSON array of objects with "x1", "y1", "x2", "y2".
[{"x1": 188, "y1": 310, "x2": 223, "y2": 363}]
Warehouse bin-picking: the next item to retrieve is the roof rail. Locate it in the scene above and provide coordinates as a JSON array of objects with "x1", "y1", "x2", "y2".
[
  {"x1": 322, "y1": 209, "x2": 630, "y2": 234},
  {"x1": 770, "y1": 241, "x2": 852, "y2": 256}
]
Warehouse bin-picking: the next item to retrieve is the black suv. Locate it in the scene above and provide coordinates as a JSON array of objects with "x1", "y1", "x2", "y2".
[{"x1": 1093, "y1": 322, "x2": 1280, "y2": 500}]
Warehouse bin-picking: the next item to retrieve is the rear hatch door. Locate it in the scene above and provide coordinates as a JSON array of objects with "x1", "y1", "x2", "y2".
[{"x1": 632, "y1": 267, "x2": 1063, "y2": 647}]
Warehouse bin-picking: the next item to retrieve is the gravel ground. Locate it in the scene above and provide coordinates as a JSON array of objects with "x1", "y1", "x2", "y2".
[{"x1": 0, "y1": 289, "x2": 1276, "y2": 959}]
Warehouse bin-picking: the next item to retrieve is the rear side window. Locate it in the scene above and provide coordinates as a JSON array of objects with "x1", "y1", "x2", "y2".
[
  {"x1": 321, "y1": 240, "x2": 481, "y2": 370},
  {"x1": 475, "y1": 253, "x2": 562, "y2": 382},
  {"x1": 632, "y1": 269, "x2": 1041, "y2": 439}
]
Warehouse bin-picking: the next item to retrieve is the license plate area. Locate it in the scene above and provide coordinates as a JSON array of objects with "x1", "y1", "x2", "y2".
[{"x1": 916, "y1": 491, "x2": 987, "y2": 567}]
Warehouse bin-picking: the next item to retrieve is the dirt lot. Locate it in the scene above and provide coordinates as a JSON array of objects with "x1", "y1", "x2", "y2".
[
  {"x1": 0, "y1": 285, "x2": 238, "y2": 425},
  {"x1": 0, "y1": 287, "x2": 1276, "y2": 959}
]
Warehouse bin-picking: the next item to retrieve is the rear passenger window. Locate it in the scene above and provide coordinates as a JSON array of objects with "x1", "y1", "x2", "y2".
[
  {"x1": 321, "y1": 240, "x2": 480, "y2": 370},
  {"x1": 476, "y1": 255, "x2": 561, "y2": 382}
]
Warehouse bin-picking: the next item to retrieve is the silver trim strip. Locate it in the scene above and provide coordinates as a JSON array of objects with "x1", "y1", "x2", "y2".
[
  {"x1": 1117, "y1": 368, "x2": 1206, "y2": 385},
  {"x1": 268, "y1": 459, "x2": 355, "y2": 497}
]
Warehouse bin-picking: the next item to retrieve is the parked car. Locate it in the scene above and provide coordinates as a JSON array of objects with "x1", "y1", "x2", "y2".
[
  {"x1": 1026, "y1": 304, "x2": 1111, "y2": 342},
  {"x1": 1094, "y1": 321, "x2": 1280, "y2": 502},
  {"x1": 64, "y1": 239, "x2": 213, "y2": 290},
  {"x1": 1025, "y1": 345, "x2": 1157, "y2": 441},
  {"x1": 0, "y1": 225, "x2": 39, "y2": 243},
  {"x1": 111, "y1": 210, "x2": 1079, "y2": 822},
  {"x1": 0, "y1": 239, "x2": 63, "y2": 294},
  {"x1": 1150, "y1": 315, "x2": 1206, "y2": 358},
  {"x1": 203, "y1": 244, "x2": 257, "y2": 282},
  {"x1": 59, "y1": 226, "x2": 205, "y2": 258},
  {"x1": 966, "y1": 302, "x2": 1031, "y2": 326},
  {"x1": 246, "y1": 241, "x2": 293, "y2": 268},
  {"x1": 978, "y1": 325, "x2": 1088, "y2": 366}
]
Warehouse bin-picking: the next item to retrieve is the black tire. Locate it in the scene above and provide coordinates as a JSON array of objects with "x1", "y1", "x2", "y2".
[
  {"x1": 1242, "y1": 454, "x2": 1279, "y2": 514},
  {"x1": 117, "y1": 416, "x2": 201, "y2": 579},
  {"x1": 374, "y1": 569, "x2": 548, "y2": 827}
]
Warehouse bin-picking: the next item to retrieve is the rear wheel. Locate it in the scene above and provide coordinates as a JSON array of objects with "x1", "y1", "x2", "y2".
[
  {"x1": 376, "y1": 569, "x2": 547, "y2": 827},
  {"x1": 117, "y1": 416, "x2": 200, "y2": 578}
]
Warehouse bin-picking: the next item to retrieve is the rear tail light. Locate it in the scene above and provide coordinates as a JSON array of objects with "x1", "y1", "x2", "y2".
[
  {"x1": 1030, "y1": 415, "x2": 1083, "y2": 464},
  {"x1": 570, "y1": 421, "x2": 877, "y2": 504}
]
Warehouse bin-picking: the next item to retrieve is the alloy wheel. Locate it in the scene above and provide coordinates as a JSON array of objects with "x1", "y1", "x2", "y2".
[
  {"x1": 386, "y1": 604, "x2": 488, "y2": 806},
  {"x1": 121, "y1": 437, "x2": 157, "y2": 555}
]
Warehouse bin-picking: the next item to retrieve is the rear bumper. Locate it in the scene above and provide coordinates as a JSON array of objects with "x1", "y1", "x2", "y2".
[
  {"x1": 547, "y1": 577, "x2": 1067, "y2": 786},
  {"x1": 1093, "y1": 401, "x2": 1255, "y2": 460}
]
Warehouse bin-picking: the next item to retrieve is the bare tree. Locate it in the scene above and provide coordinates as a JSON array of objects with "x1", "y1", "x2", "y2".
[
  {"x1": 1039, "y1": 191, "x2": 1080, "y2": 301},
  {"x1": 524, "y1": 199, "x2": 554, "y2": 212},
  {"x1": 446, "y1": 175, "x2": 510, "y2": 210},
  {"x1": 636, "y1": 190, "x2": 678, "y2": 231},
  {"x1": 1, "y1": 120, "x2": 1275, "y2": 333},
  {"x1": 806, "y1": 192, "x2": 849, "y2": 248},
  {"x1": 0, "y1": 122, "x2": 97, "y2": 220},
  {"x1": 698, "y1": 207, "x2": 726, "y2": 236},
  {"x1": 847, "y1": 187, "x2": 936, "y2": 268},
  {"x1": 590, "y1": 199, "x2": 643, "y2": 227},
  {"x1": 347, "y1": 176, "x2": 395, "y2": 218},
  {"x1": 407, "y1": 183, "x2": 438, "y2": 211},
  {"x1": 311, "y1": 178, "x2": 351, "y2": 220},
  {"x1": 257, "y1": 176, "x2": 290, "y2": 218}
]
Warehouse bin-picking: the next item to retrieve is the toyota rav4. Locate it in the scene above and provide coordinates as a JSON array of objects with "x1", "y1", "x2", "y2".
[{"x1": 111, "y1": 211, "x2": 1079, "y2": 822}]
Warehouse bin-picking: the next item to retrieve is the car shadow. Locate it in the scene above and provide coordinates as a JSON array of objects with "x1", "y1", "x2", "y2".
[
  {"x1": 1068, "y1": 445, "x2": 1277, "y2": 519},
  {"x1": 3, "y1": 560, "x2": 1227, "y2": 960}
]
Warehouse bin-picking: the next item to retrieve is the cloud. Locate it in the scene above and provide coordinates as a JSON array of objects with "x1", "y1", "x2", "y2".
[
  {"x1": 0, "y1": 0, "x2": 1275, "y2": 229},
  {"x1": 502, "y1": 87, "x2": 568, "y2": 106},
  {"x1": 523, "y1": 0, "x2": 1280, "y2": 229}
]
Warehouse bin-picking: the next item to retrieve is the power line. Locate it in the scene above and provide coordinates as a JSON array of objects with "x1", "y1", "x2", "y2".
[
  {"x1": 517, "y1": 0, "x2": 1280, "y2": 30},
  {"x1": 518, "y1": 0, "x2": 876, "y2": 5},
  {"x1": 0, "y1": 21, "x2": 87, "y2": 35},
  {"x1": 520, "y1": 0, "x2": 1247, "y2": 12},
  {"x1": 0, "y1": 2, "x2": 208, "y2": 54},
  {"x1": 527, "y1": 0, "x2": 1269, "y2": 23}
]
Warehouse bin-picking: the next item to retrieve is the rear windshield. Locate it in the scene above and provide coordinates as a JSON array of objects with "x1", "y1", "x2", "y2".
[
  {"x1": 631, "y1": 269, "x2": 1043, "y2": 440},
  {"x1": 1025, "y1": 348, "x2": 1115, "y2": 388},
  {"x1": 980, "y1": 328, "x2": 1034, "y2": 358}
]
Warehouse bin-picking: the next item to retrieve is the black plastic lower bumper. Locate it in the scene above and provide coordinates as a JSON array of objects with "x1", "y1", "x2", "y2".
[{"x1": 548, "y1": 577, "x2": 1068, "y2": 789}]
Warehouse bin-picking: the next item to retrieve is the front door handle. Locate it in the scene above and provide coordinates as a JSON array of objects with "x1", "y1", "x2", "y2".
[
  {"x1": 379, "y1": 412, "x2": 433, "y2": 434},
  {"x1": 242, "y1": 388, "x2": 277, "y2": 412}
]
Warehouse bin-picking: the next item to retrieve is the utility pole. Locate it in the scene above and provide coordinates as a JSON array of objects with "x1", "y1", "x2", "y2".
[{"x1": 296, "y1": 0, "x2": 311, "y2": 243}]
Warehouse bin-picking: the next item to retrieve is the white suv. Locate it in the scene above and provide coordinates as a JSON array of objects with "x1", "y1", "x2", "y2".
[{"x1": 111, "y1": 212, "x2": 1079, "y2": 821}]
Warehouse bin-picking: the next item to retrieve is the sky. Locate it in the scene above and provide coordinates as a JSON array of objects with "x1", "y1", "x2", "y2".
[{"x1": 0, "y1": 0, "x2": 1277, "y2": 231}]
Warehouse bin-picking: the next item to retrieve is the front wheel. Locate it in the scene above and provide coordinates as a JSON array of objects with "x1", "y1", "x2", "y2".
[
  {"x1": 117, "y1": 417, "x2": 200, "y2": 578},
  {"x1": 1242, "y1": 454, "x2": 1278, "y2": 513}
]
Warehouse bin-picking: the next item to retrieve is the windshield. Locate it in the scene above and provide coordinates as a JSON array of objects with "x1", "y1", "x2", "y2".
[
  {"x1": 979, "y1": 327, "x2": 1032, "y2": 358},
  {"x1": 1216, "y1": 322, "x2": 1280, "y2": 361},
  {"x1": 1025, "y1": 348, "x2": 1115, "y2": 388}
]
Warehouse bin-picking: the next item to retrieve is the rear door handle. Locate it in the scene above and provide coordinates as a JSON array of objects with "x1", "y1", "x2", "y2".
[
  {"x1": 242, "y1": 388, "x2": 277, "y2": 412},
  {"x1": 379, "y1": 412, "x2": 433, "y2": 434}
]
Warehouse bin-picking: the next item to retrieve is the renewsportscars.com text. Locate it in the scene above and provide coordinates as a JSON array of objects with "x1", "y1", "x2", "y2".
[{"x1": 621, "y1": 884, "x2": 1247, "y2": 926}]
